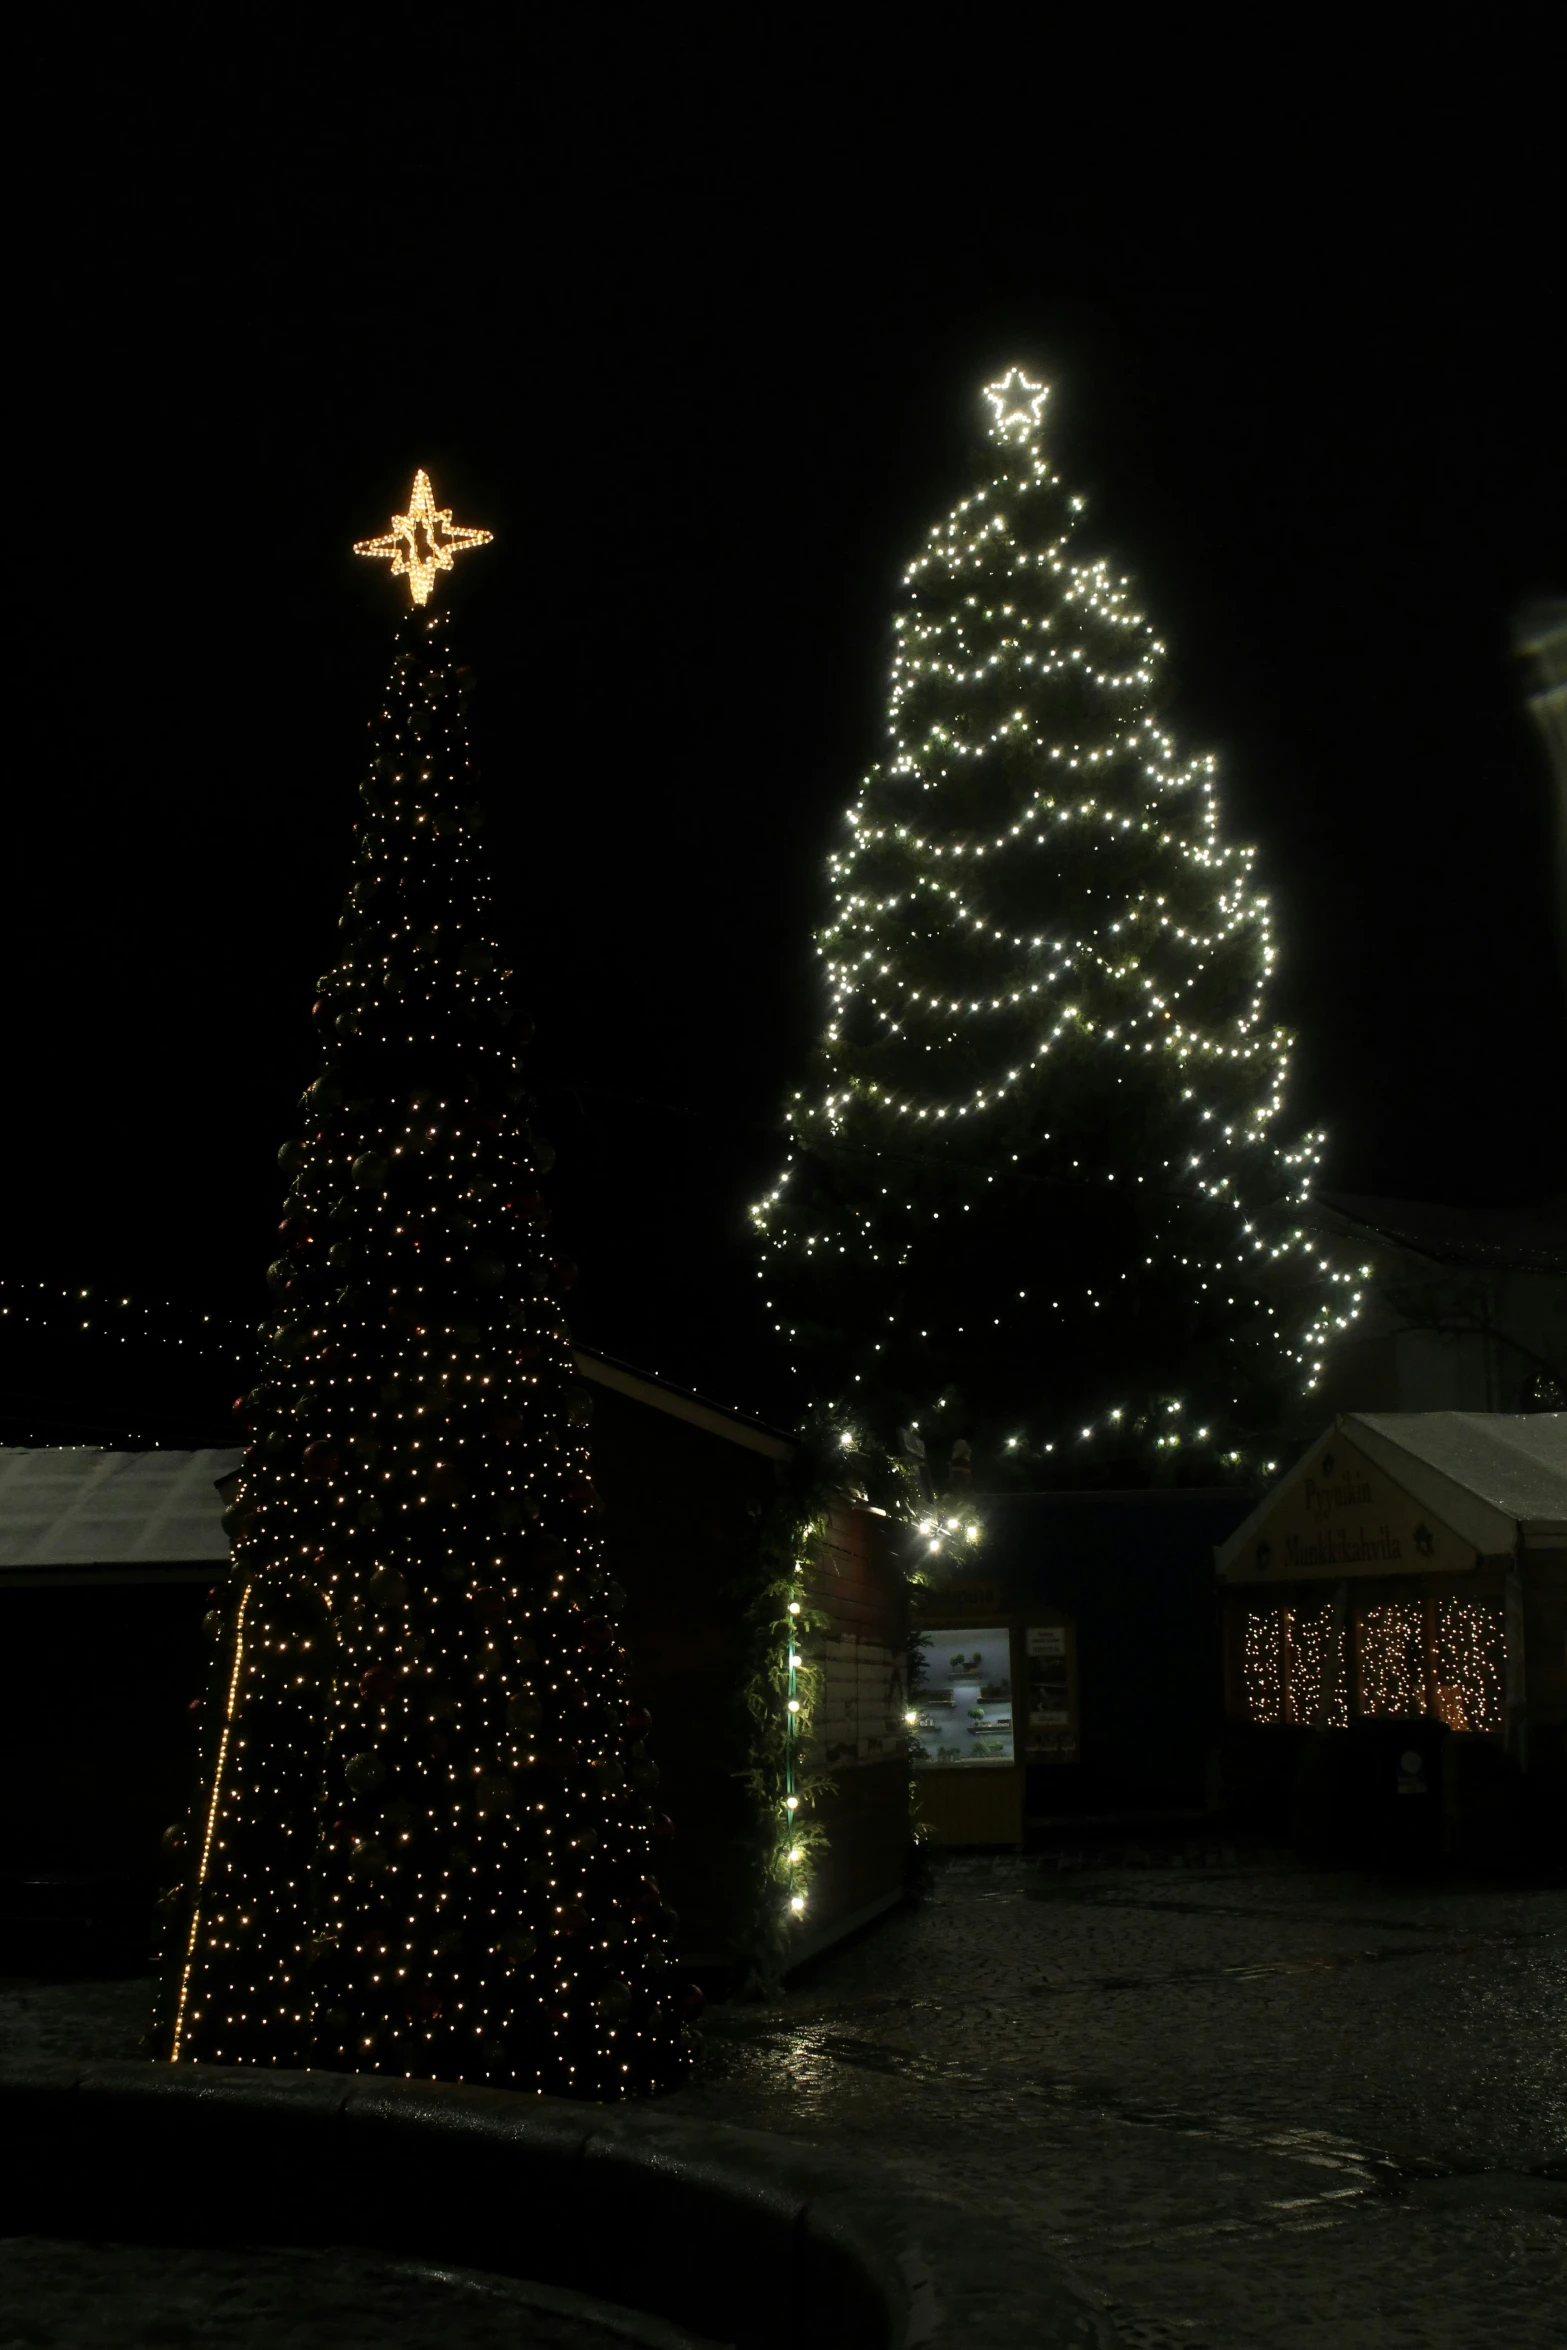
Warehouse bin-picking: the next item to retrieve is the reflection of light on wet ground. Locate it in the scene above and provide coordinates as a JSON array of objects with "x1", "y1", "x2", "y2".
[
  {"x1": 0, "y1": 2241, "x2": 723, "y2": 2350},
  {"x1": 775, "y1": 2035, "x2": 838, "y2": 2095},
  {"x1": 705, "y1": 1984, "x2": 1567, "y2": 2242},
  {"x1": 8, "y1": 1863, "x2": 1564, "y2": 2347},
  {"x1": 1034, "y1": 1949, "x2": 1442, "y2": 1995}
]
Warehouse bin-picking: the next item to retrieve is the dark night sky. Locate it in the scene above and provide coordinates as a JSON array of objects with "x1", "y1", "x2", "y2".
[{"x1": 7, "y1": 9, "x2": 1564, "y2": 1440}]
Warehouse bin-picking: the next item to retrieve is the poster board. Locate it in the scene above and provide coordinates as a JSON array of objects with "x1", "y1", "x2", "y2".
[{"x1": 1025, "y1": 1620, "x2": 1078, "y2": 1759}]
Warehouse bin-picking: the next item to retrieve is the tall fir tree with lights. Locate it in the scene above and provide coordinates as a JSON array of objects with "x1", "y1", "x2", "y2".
[
  {"x1": 153, "y1": 474, "x2": 691, "y2": 2097},
  {"x1": 755, "y1": 373, "x2": 1360, "y2": 1490}
]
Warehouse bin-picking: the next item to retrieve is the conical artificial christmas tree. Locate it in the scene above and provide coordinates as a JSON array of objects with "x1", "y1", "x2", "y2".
[
  {"x1": 154, "y1": 474, "x2": 691, "y2": 2096},
  {"x1": 754, "y1": 372, "x2": 1361, "y2": 1489}
]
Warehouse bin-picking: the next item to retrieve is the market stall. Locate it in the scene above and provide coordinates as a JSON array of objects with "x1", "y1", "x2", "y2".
[
  {"x1": 908, "y1": 1576, "x2": 1078, "y2": 1848},
  {"x1": 1215, "y1": 1411, "x2": 1567, "y2": 1862},
  {"x1": 0, "y1": 1358, "x2": 913, "y2": 1981}
]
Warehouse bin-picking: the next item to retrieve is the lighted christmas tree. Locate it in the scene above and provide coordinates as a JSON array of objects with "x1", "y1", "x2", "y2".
[
  {"x1": 754, "y1": 373, "x2": 1360, "y2": 1489},
  {"x1": 153, "y1": 474, "x2": 691, "y2": 2095}
]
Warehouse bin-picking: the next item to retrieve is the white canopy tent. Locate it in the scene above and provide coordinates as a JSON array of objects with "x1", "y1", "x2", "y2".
[{"x1": 1216, "y1": 1412, "x2": 1567, "y2": 1577}]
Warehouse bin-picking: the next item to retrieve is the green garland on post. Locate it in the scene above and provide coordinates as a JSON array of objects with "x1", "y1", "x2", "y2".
[
  {"x1": 904, "y1": 1616, "x2": 935, "y2": 1899},
  {"x1": 736, "y1": 1504, "x2": 836, "y2": 1993},
  {"x1": 734, "y1": 1410, "x2": 935, "y2": 1994}
]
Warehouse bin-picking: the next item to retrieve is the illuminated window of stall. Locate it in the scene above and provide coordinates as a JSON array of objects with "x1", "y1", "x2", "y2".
[
  {"x1": 1282, "y1": 1602, "x2": 1347, "y2": 1728},
  {"x1": 1355, "y1": 1601, "x2": 1426, "y2": 1719},
  {"x1": 1434, "y1": 1596, "x2": 1504, "y2": 1734},
  {"x1": 1242, "y1": 1604, "x2": 1284, "y2": 1725},
  {"x1": 910, "y1": 1626, "x2": 1015, "y2": 1766}
]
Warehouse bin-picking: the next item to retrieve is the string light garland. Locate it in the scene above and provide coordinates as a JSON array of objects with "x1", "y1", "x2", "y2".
[
  {"x1": 1241, "y1": 1600, "x2": 1348, "y2": 1727},
  {"x1": 153, "y1": 579, "x2": 689, "y2": 2097},
  {"x1": 0, "y1": 1279, "x2": 248, "y2": 1350},
  {"x1": 753, "y1": 369, "x2": 1358, "y2": 1482},
  {"x1": 354, "y1": 470, "x2": 493, "y2": 607},
  {"x1": 737, "y1": 1413, "x2": 932, "y2": 1990},
  {"x1": 0, "y1": 1281, "x2": 251, "y2": 1444},
  {"x1": 1284, "y1": 1601, "x2": 1347, "y2": 1729},
  {"x1": 1243, "y1": 1593, "x2": 1502, "y2": 1736},
  {"x1": 1243, "y1": 1603, "x2": 1285, "y2": 1724},
  {"x1": 1435, "y1": 1596, "x2": 1503, "y2": 1734},
  {"x1": 743, "y1": 1516, "x2": 834, "y2": 1956},
  {"x1": 1357, "y1": 1600, "x2": 1428, "y2": 1719}
]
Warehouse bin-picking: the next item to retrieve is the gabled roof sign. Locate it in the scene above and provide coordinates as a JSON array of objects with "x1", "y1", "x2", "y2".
[
  {"x1": 1216, "y1": 1413, "x2": 1567, "y2": 1583},
  {"x1": 0, "y1": 1447, "x2": 243, "y2": 1569}
]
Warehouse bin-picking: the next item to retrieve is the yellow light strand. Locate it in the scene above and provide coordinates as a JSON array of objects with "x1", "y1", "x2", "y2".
[{"x1": 171, "y1": 1578, "x2": 252, "y2": 2062}]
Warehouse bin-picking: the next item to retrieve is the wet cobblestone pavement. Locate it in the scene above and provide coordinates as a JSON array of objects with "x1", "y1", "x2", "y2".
[
  {"x1": 664, "y1": 1850, "x2": 1567, "y2": 2349},
  {"x1": 2, "y1": 1847, "x2": 1564, "y2": 2346},
  {"x1": 0, "y1": 2243, "x2": 715, "y2": 2350}
]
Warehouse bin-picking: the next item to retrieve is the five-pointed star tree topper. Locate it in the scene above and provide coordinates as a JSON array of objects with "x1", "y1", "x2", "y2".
[
  {"x1": 353, "y1": 469, "x2": 493, "y2": 605},
  {"x1": 982, "y1": 368, "x2": 1050, "y2": 443}
]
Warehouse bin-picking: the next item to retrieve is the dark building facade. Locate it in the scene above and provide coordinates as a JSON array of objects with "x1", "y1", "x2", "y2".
[{"x1": 931, "y1": 1489, "x2": 1255, "y2": 1829}]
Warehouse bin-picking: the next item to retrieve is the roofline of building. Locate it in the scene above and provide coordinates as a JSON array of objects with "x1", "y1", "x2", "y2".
[
  {"x1": 1213, "y1": 1411, "x2": 1567, "y2": 1575},
  {"x1": 0, "y1": 1564, "x2": 223, "y2": 1588},
  {"x1": 0, "y1": 1369, "x2": 798, "y2": 1569},
  {"x1": 974, "y1": 1487, "x2": 1251, "y2": 1504},
  {"x1": 215, "y1": 1357, "x2": 799, "y2": 1484},
  {"x1": 572, "y1": 1349, "x2": 795, "y2": 1462},
  {"x1": 1309, "y1": 1190, "x2": 1567, "y2": 1273},
  {"x1": 1343, "y1": 1414, "x2": 1524, "y2": 1554}
]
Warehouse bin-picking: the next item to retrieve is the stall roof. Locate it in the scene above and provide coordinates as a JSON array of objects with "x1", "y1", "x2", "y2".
[
  {"x1": 1216, "y1": 1413, "x2": 1567, "y2": 1576},
  {"x1": 1349, "y1": 1413, "x2": 1567, "y2": 1542},
  {"x1": 1311, "y1": 1192, "x2": 1567, "y2": 1274},
  {"x1": 0, "y1": 1352, "x2": 793, "y2": 1573},
  {"x1": 0, "y1": 1447, "x2": 241, "y2": 1569}
]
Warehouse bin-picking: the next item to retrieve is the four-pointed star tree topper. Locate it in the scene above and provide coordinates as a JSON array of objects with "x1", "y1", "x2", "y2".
[
  {"x1": 982, "y1": 367, "x2": 1050, "y2": 444},
  {"x1": 354, "y1": 469, "x2": 493, "y2": 605}
]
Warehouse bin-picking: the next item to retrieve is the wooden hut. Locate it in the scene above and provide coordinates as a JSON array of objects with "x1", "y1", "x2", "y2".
[
  {"x1": 0, "y1": 1446, "x2": 240, "y2": 1966},
  {"x1": 0, "y1": 1356, "x2": 913, "y2": 1977},
  {"x1": 574, "y1": 1350, "x2": 912, "y2": 1969}
]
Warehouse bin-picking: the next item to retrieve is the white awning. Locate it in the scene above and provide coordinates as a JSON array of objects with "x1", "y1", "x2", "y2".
[
  {"x1": 1350, "y1": 1413, "x2": 1567, "y2": 1545},
  {"x1": 0, "y1": 1447, "x2": 242, "y2": 1568}
]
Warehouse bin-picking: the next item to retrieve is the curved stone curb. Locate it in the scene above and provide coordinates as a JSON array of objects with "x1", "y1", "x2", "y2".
[{"x1": 0, "y1": 2059, "x2": 935, "y2": 2350}]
